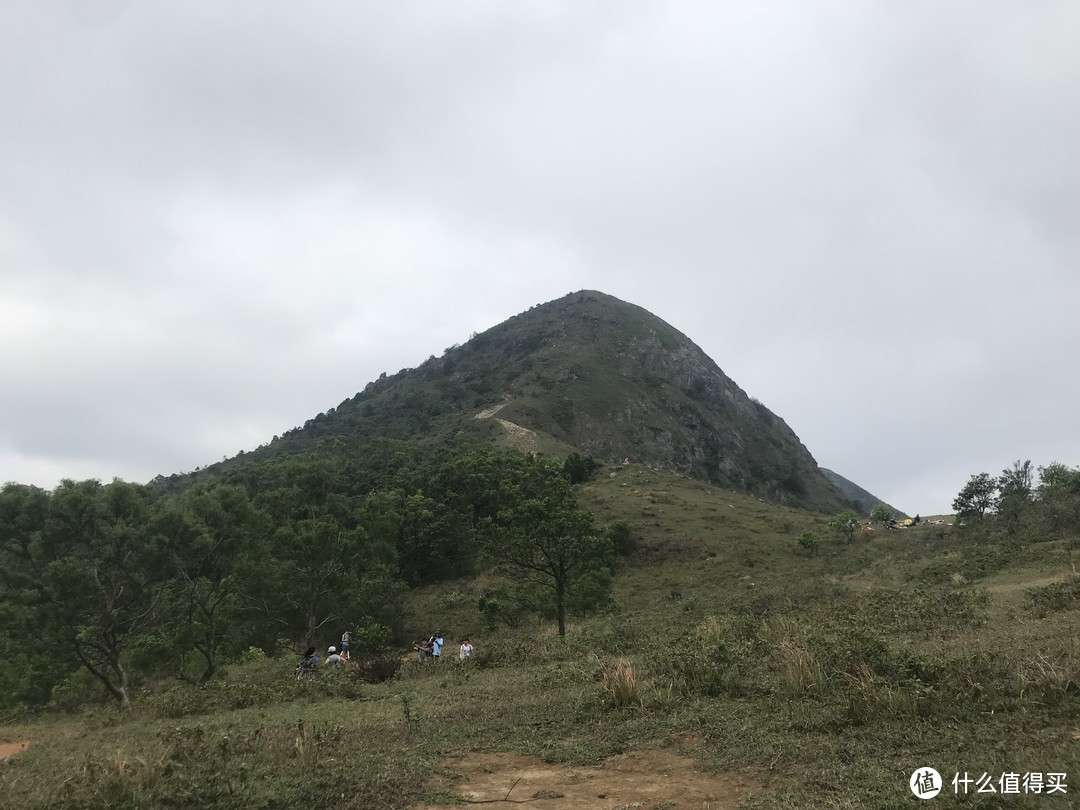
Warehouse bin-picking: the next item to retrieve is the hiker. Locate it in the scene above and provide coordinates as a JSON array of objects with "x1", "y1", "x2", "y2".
[
  {"x1": 341, "y1": 630, "x2": 350, "y2": 661},
  {"x1": 295, "y1": 646, "x2": 319, "y2": 679},
  {"x1": 430, "y1": 631, "x2": 444, "y2": 659},
  {"x1": 459, "y1": 638, "x2": 473, "y2": 660},
  {"x1": 325, "y1": 646, "x2": 344, "y2": 669},
  {"x1": 413, "y1": 639, "x2": 433, "y2": 661}
]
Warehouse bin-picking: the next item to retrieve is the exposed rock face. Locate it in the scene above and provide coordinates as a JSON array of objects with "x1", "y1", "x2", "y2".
[{"x1": 473, "y1": 291, "x2": 848, "y2": 512}]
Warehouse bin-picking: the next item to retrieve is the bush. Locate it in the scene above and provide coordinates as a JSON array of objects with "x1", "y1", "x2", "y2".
[
  {"x1": 350, "y1": 622, "x2": 394, "y2": 655},
  {"x1": 1027, "y1": 577, "x2": 1080, "y2": 617},
  {"x1": 652, "y1": 617, "x2": 758, "y2": 697},
  {"x1": 355, "y1": 651, "x2": 403, "y2": 683},
  {"x1": 470, "y1": 647, "x2": 499, "y2": 669},
  {"x1": 797, "y1": 531, "x2": 819, "y2": 555},
  {"x1": 238, "y1": 646, "x2": 266, "y2": 663},
  {"x1": 819, "y1": 622, "x2": 899, "y2": 679},
  {"x1": 49, "y1": 668, "x2": 109, "y2": 712}
]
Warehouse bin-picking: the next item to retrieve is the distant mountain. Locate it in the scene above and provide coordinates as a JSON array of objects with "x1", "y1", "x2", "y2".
[
  {"x1": 165, "y1": 291, "x2": 851, "y2": 513},
  {"x1": 820, "y1": 468, "x2": 907, "y2": 518}
]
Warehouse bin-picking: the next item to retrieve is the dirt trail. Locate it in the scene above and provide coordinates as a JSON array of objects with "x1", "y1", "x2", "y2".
[
  {"x1": 413, "y1": 749, "x2": 763, "y2": 809},
  {"x1": 0, "y1": 740, "x2": 31, "y2": 759},
  {"x1": 474, "y1": 401, "x2": 512, "y2": 420},
  {"x1": 474, "y1": 401, "x2": 538, "y2": 454}
]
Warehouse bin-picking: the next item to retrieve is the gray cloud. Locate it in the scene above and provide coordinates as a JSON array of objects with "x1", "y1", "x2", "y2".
[{"x1": 3, "y1": 1, "x2": 1078, "y2": 513}]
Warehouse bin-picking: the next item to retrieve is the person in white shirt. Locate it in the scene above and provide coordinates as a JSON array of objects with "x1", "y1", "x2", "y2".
[{"x1": 459, "y1": 638, "x2": 473, "y2": 660}]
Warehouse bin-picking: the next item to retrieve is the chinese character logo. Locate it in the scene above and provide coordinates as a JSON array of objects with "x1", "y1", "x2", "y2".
[{"x1": 911, "y1": 767, "x2": 943, "y2": 799}]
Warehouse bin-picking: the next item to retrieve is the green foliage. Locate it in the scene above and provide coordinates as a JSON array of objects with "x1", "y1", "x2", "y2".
[
  {"x1": 3, "y1": 459, "x2": 1080, "y2": 809},
  {"x1": 562, "y1": 452, "x2": 600, "y2": 484},
  {"x1": 238, "y1": 646, "x2": 266, "y2": 663},
  {"x1": 1039, "y1": 461, "x2": 1080, "y2": 494},
  {"x1": 483, "y1": 458, "x2": 614, "y2": 635},
  {"x1": 868, "y1": 503, "x2": 894, "y2": 528},
  {"x1": 478, "y1": 584, "x2": 545, "y2": 630},
  {"x1": 1026, "y1": 577, "x2": 1080, "y2": 617},
  {"x1": 354, "y1": 651, "x2": 403, "y2": 683},
  {"x1": 348, "y1": 621, "x2": 393, "y2": 655},
  {"x1": 606, "y1": 522, "x2": 637, "y2": 558},
  {"x1": 952, "y1": 472, "x2": 997, "y2": 522},
  {"x1": 158, "y1": 483, "x2": 269, "y2": 683},
  {"x1": 1035, "y1": 462, "x2": 1080, "y2": 538},
  {"x1": 7, "y1": 437, "x2": 1080, "y2": 810},
  {"x1": 998, "y1": 459, "x2": 1034, "y2": 504},
  {"x1": 828, "y1": 510, "x2": 859, "y2": 543},
  {"x1": 652, "y1": 617, "x2": 757, "y2": 698},
  {"x1": 0, "y1": 479, "x2": 169, "y2": 705},
  {"x1": 797, "y1": 531, "x2": 819, "y2": 555}
]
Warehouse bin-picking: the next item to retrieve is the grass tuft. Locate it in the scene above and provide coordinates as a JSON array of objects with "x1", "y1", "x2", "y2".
[{"x1": 596, "y1": 657, "x2": 643, "y2": 709}]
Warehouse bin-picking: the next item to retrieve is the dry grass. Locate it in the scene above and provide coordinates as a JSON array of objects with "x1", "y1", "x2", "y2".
[
  {"x1": 774, "y1": 638, "x2": 826, "y2": 696},
  {"x1": 597, "y1": 657, "x2": 644, "y2": 709}
]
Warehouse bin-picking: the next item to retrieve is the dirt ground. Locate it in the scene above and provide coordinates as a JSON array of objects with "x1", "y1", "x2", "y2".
[
  {"x1": 413, "y1": 749, "x2": 764, "y2": 809},
  {"x1": 0, "y1": 741, "x2": 31, "y2": 759}
]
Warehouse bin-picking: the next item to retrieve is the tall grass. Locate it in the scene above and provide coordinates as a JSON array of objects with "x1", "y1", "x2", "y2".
[
  {"x1": 774, "y1": 638, "x2": 826, "y2": 696},
  {"x1": 596, "y1": 657, "x2": 643, "y2": 708}
]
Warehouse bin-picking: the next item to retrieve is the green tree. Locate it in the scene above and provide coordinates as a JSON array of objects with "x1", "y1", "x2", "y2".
[
  {"x1": 869, "y1": 503, "x2": 895, "y2": 529},
  {"x1": 998, "y1": 459, "x2": 1034, "y2": 503},
  {"x1": 606, "y1": 522, "x2": 637, "y2": 560},
  {"x1": 562, "y1": 452, "x2": 600, "y2": 485},
  {"x1": 0, "y1": 483, "x2": 73, "y2": 706},
  {"x1": 484, "y1": 461, "x2": 611, "y2": 636},
  {"x1": 797, "y1": 531, "x2": 819, "y2": 555},
  {"x1": 1035, "y1": 462, "x2": 1080, "y2": 536},
  {"x1": 29, "y1": 480, "x2": 169, "y2": 705},
  {"x1": 829, "y1": 510, "x2": 860, "y2": 543},
  {"x1": 394, "y1": 493, "x2": 474, "y2": 585},
  {"x1": 253, "y1": 493, "x2": 398, "y2": 649},
  {"x1": 996, "y1": 460, "x2": 1034, "y2": 529},
  {"x1": 952, "y1": 473, "x2": 997, "y2": 523},
  {"x1": 262, "y1": 514, "x2": 362, "y2": 648},
  {"x1": 1038, "y1": 462, "x2": 1080, "y2": 495},
  {"x1": 159, "y1": 484, "x2": 268, "y2": 682}
]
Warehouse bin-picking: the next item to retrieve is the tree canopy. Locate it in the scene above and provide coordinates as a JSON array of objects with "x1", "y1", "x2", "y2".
[{"x1": 0, "y1": 439, "x2": 615, "y2": 706}]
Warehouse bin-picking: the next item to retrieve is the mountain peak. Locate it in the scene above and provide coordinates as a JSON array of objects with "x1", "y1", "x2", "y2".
[{"x1": 168, "y1": 291, "x2": 849, "y2": 513}]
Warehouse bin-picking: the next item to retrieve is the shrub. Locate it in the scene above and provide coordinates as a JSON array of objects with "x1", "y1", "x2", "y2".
[
  {"x1": 797, "y1": 531, "x2": 819, "y2": 555},
  {"x1": 1027, "y1": 577, "x2": 1080, "y2": 618},
  {"x1": 356, "y1": 651, "x2": 403, "y2": 683},
  {"x1": 239, "y1": 646, "x2": 266, "y2": 663},
  {"x1": 652, "y1": 617, "x2": 757, "y2": 697},
  {"x1": 820, "y1": 622, "x2": 899, "y2": 679}
]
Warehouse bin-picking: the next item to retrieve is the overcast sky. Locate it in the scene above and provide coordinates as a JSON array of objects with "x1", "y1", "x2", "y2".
[{"x1": 3, "y1": 1, "x2": 1078, "y2": 515}]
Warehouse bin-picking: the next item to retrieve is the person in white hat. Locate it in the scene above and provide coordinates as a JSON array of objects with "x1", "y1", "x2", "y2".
[{"x1": 325, "y1": 646, "x2": 344, "y2": 668}]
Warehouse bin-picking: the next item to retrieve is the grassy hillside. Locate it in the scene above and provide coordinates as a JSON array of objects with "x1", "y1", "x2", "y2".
[{"x1": 4, "y1": 465, "x2": 1078, "y2": 808}]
